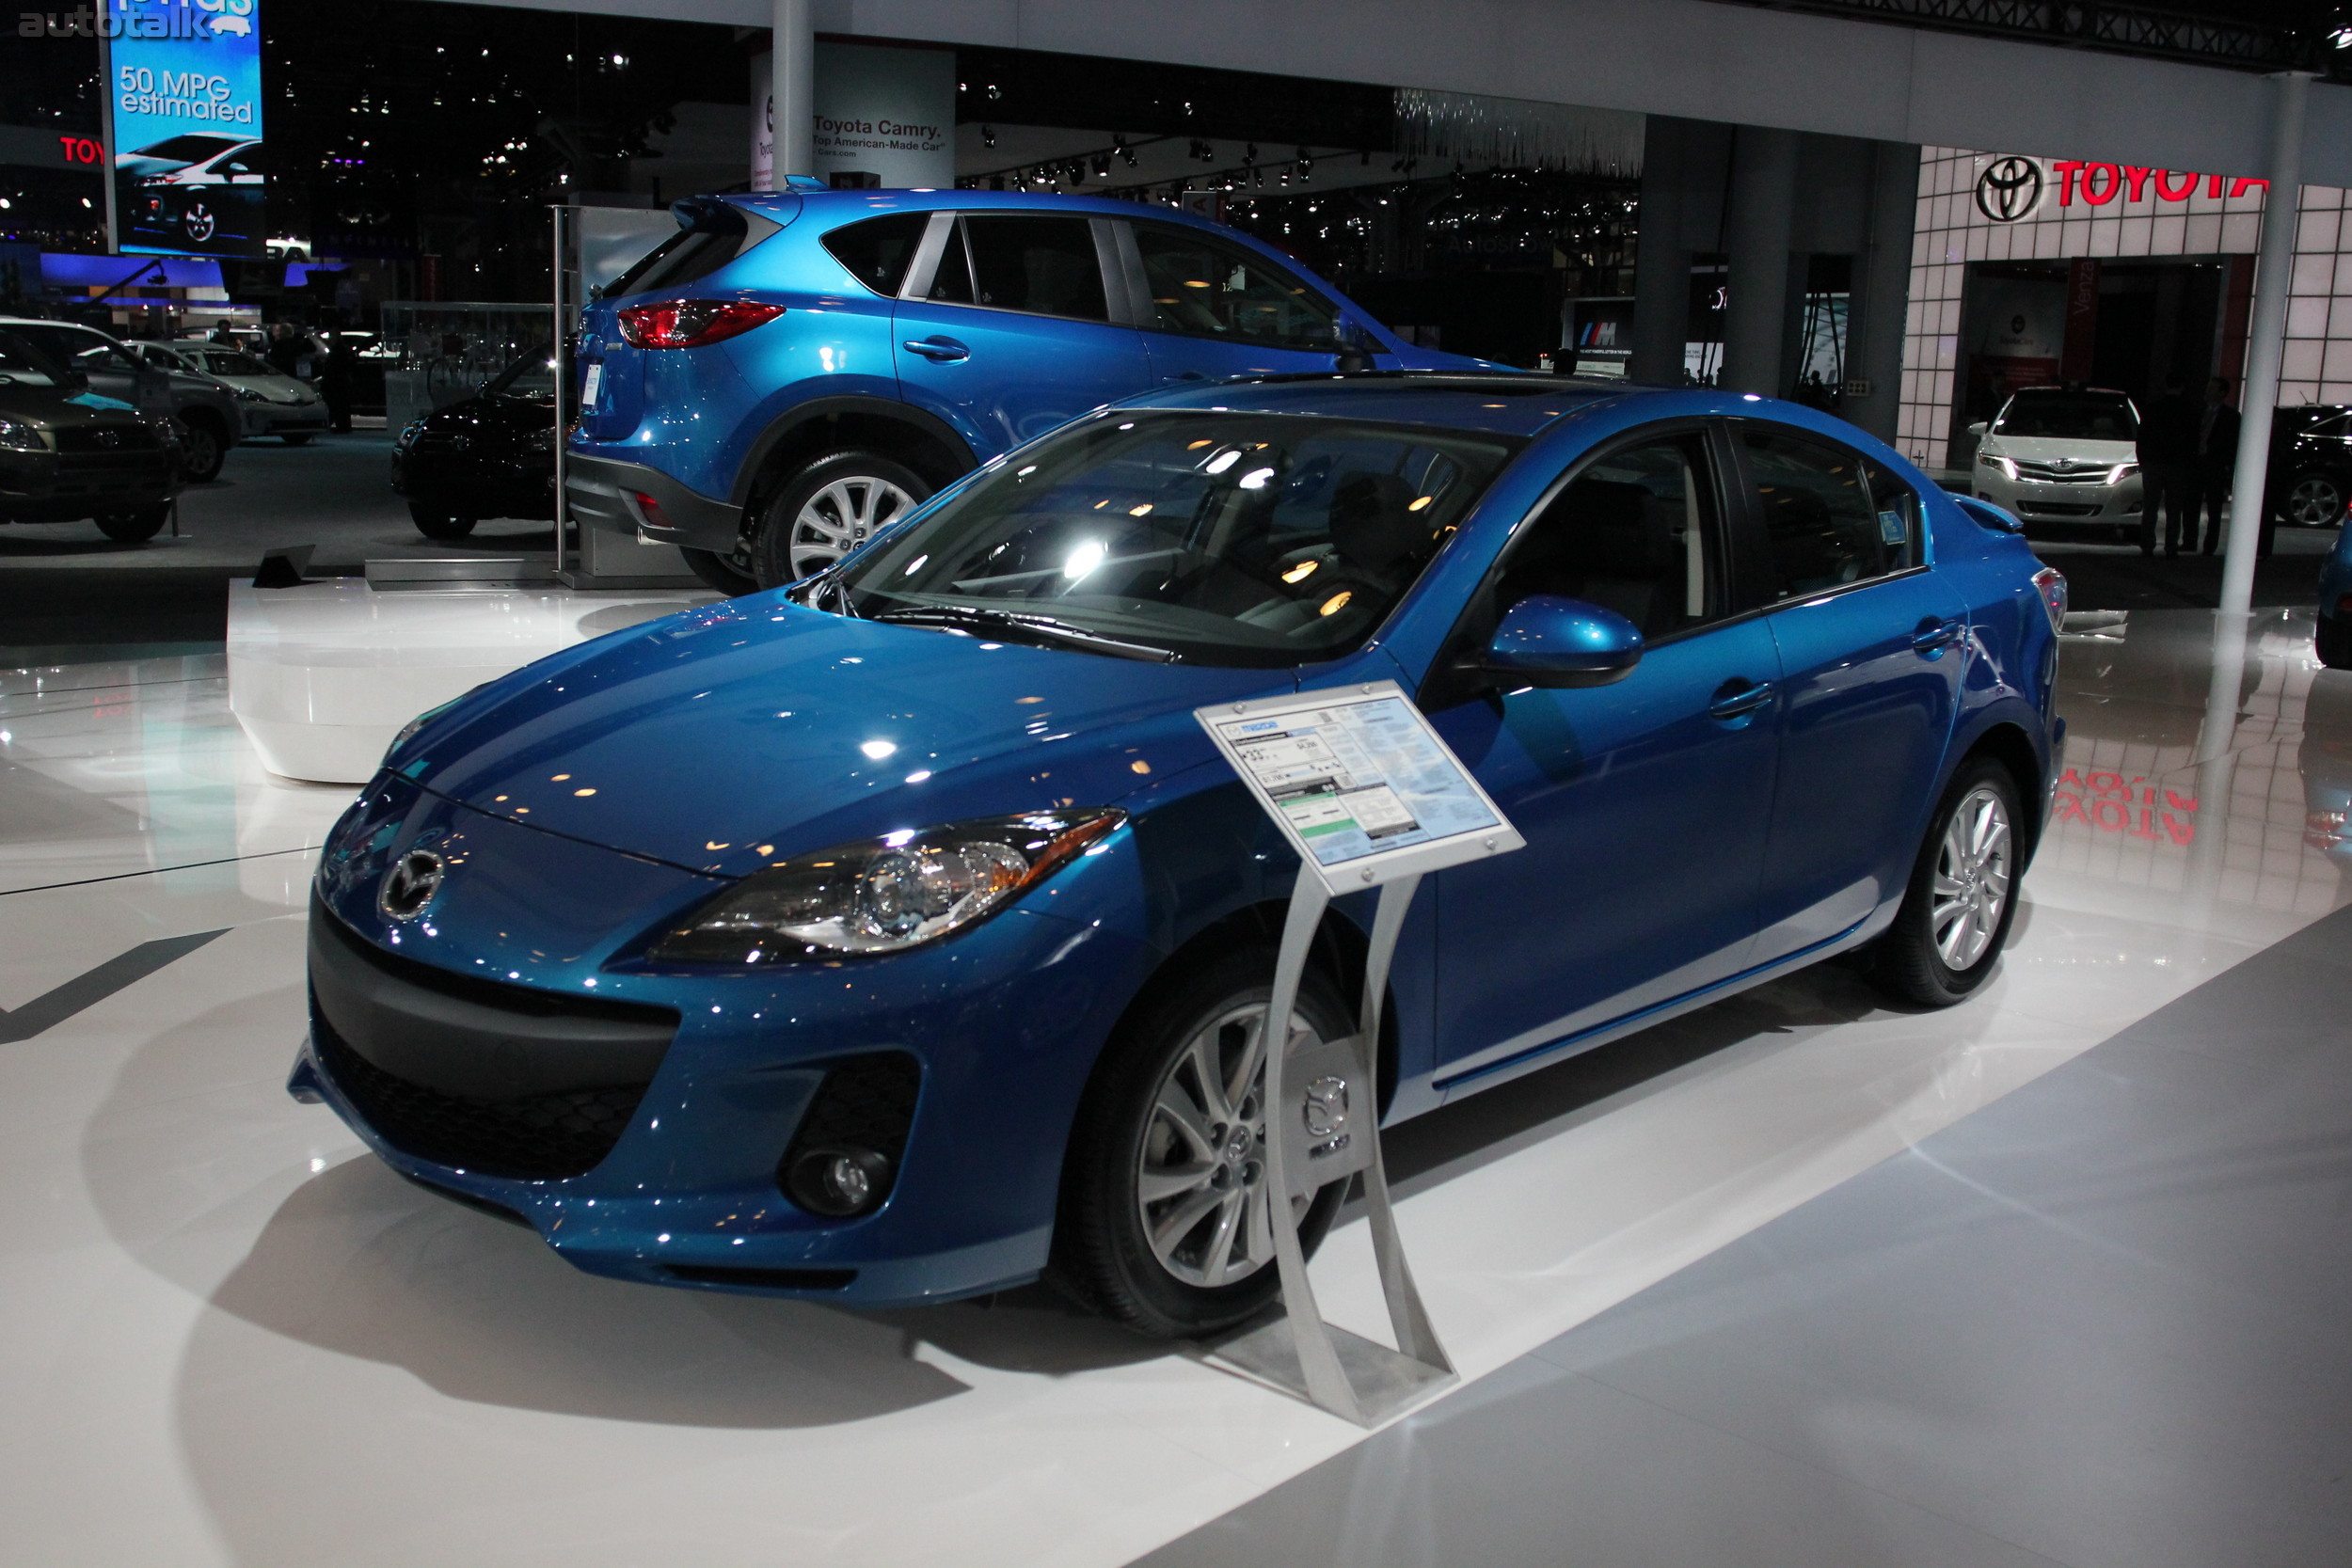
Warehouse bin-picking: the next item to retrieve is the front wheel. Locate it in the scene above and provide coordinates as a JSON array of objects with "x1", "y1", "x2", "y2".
[
  {"x1": 747, "y1": 451, "x2": 930, "y2": 590},
  {"x1": 680, "y1": 545, "x2": 757, "y2": 595},
  {"x1": 1051, "y1": 947, "x2": 1350, "y2": 1338},
  {"x1": 95, "y1": 505, "x2": 169, "y2": 544},
  {"x1": 1868, "y1": 757, "x2": 2023, "y2": 1007},
  {"x1": 176, "y1": 416, "x2": 225, "y2": 483},
  {"x1": 406, "y1": 502, "x2": 475, "y2": 541},
  {"x1": 2281, "y1": 470, "x2": 2347, "y2": 529}
]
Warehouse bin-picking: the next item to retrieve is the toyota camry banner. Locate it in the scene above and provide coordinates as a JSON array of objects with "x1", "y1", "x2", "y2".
[{"x1": 103, "y1": 0, "x2": 265, "y2": 259}]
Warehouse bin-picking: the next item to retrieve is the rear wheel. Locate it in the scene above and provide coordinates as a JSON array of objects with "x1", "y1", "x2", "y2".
[
  {"x1": 748, "y1": 451, "x2": 929, "y2": 590},
  {"x1": 94, "y1": 505, "x2": 168, "y2": 544},
  {"x1": 1868, "y1": 756, "x2": 2023, "y2": 1007},
  {"x1": 406, "y1": 502, "x2": 476, "y2": 541},
  {"x1": 1051, "y1": 947, "x2": 1350, "y2": 1338},
  {"x1": 2281, "y1": 470, "x2": 2347, "y2": 529}
]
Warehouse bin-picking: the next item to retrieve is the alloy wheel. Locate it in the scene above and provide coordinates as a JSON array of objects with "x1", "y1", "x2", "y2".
[
  {"x1": 2285, "y1": 475, "x2": 2344, "y2": 528},
  {"x1": 183, "y1": 202, "x2": 215, "y2": 243},
  {"x1": 1136, "y1": 1001, "x2": 1316, "y2": 1289},
  {"x1": 788, "y1": 475, "x2": 916, "y2": 578},
  {"x1": 1930, "y1": 784, "x2": 2012, "y2": 972}
]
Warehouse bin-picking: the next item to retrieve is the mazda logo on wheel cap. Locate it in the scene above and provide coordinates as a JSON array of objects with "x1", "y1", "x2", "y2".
[
  {"x1": 378, "y1": 848, "x2": 445, "y2": 921},
  {"x1": 1976, "y1": 156, "x2": 2044, "y2": 223}
]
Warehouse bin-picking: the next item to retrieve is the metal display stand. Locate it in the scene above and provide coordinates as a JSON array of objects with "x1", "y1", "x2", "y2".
[{"x1": 1192, "y1": 682, "x2": 1524, "y2": 1426}]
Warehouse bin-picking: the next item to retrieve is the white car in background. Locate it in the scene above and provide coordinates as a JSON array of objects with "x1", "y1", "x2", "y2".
[
  {"x1": 138, "y1": 341, "x2": 328, "y2": 444},
  {"x1": 1970, "y1": 387, "x2": 2145, "y2": 540}
]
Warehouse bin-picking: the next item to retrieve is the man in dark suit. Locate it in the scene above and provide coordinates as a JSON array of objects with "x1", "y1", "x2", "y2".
[
  {"x1": 2137, "y1": 375, "x2": 2201, "y2": 558},
  {"x1": 2191, "y1": 375, "x2": 2243, "y2": 556}
]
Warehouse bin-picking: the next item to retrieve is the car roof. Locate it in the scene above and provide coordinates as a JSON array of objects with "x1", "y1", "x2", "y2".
[
  {"x1": 727, "y1": 185, "x2": 1336, "y2": 245},
  {"x1": 1124, "y1": 371, "x2": 1663, "y2": 438}
]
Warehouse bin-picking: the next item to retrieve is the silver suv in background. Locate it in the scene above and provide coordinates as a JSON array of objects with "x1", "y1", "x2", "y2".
[
  {"x1": 0, "y1": 317, "x2": 243, "y2": 482},
  {"x1": 1969, "y1": 387, "x2": 2143, "y2": 540}
]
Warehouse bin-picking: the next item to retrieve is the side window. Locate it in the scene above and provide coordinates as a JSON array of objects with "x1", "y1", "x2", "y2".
[
  {"x1": 1741, "y1": 427, "x2": 1890, "y2": 599},
  {"x1": 1134, "y1": 226, "x2": 1341, "y2": 349},
  {"x1": 1493, "y1": 434, "x2": 1722, "y2": 641},
  {"x1": 819, "y1": 212, "x2": 930, "y2": 297},
  {"x1": 961, "y1": 214, "x2": 1108, "y2": 321}
]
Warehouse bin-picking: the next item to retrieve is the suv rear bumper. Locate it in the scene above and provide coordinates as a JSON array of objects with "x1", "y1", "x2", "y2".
[{"x1": 565, "y1": 451, "x2": 742, "y2": 554}]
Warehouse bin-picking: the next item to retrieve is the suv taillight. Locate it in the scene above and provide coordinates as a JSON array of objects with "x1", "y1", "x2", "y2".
[
  {"x1": 616, "y1": 299, "x2": 786, "y2": 350},
  {"x1": 2032, "y1": 566, "x2": 2068, "y2": 634}
]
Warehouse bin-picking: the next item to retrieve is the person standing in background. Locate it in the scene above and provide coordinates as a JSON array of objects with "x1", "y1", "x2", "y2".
[
  {"x1": 264, "y1": 321, "x2": 300, "y2": 378},
  {"x1": 2137, "y1": 374, "x2": 2201, "y2": 559},
  {"x1": 2192, "y1": 375, "x2": 2243, "y2": 556}
]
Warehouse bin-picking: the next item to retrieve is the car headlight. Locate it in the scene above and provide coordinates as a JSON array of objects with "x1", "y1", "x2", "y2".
[
  {"x1": 1978, "y1": 452, "x2": 2018, "y2": 483},
  {"x1": 234, "y1": 387, "x2": 265, "y2": 403},
  {"x1": 647, "y1": 809, "x2": 1125, "y2": 963},
  {"x1": 395, "y1": 420, "x2": 428, "y2": 451},
  {"x1": 2104, "y1": 462, "x2": 2138, "y2": 485},
  {"x1": 523, "y1": 424, "x2": 557, "y2": 451},
  {"x1": 0, "y1": 416, "x2": 46, "y2": 452}
]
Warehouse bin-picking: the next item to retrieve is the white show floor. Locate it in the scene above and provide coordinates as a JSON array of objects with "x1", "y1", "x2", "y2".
[{"x1": 0, "y1": 608, "x2": 2343, "y2": 1567}]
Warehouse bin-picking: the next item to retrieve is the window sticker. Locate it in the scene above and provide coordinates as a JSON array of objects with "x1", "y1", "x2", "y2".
[{"x1": 1878, "y1": 509, "x2": 1908, "y2": 546}]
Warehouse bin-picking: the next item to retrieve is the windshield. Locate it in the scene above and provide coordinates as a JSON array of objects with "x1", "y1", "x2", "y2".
[
  {"x1": 203, "y1": 349, "x2": 274, "y2": 377},
  {"x1": 130, "y1": 134, "x2": 242, "y2": 162},
  {"x1": 1992, "y1": 390, "x2": 2138, "y2": 440},
  {"x1": 832, "y1": 411, "x2": 1518, "y2": 667},
  {"x1": 485, "y1": 343, "x2": 557, "y2": 397},
  {"x1": 0, "y1": 330, "x2": 72, "y2": 388}
]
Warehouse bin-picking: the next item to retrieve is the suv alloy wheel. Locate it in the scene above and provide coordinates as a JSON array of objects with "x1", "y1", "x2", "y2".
[{"x1": 749, "y1": 451, "x2": 930, "y2": 591}]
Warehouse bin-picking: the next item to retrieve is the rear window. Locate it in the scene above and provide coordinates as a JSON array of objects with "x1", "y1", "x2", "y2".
[
  {"x1": 0, "y1": 329, "x2": 72, "y2": 387},
  {"x1": 603, "y1": 208, "x2": 766, "y2": 301},
  {"x1": 1992, "y1": 391, "x2": 2137, "y2": 440},
  {"x1": 821, "y1": 212, "x2": 930, "y2": 297}
]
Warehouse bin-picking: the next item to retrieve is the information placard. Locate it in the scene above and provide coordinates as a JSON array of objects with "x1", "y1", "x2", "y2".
[{"x1": 1197, "y1": 681, "x2": 1523, "y2": 893}]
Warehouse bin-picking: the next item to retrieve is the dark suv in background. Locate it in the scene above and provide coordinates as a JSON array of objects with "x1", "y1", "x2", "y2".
[
  {"x1": 0, "y1": 328, "x2": 182, "y2": 541},
  {"x1": 566, "y1": 188, "x2": 1491, "y2": 593}
]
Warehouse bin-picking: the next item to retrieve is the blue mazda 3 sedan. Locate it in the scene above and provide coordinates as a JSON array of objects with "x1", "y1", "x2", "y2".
[
  {"x1": 294, "y1": 374, "x2": 2067, "y2": 1338},
  {"x1": 563, "y1": 185, "x2": 1487, "y2": 593}
]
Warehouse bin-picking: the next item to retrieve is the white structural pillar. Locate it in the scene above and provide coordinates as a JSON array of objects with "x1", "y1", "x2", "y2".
[
  {"x1": 772, "y1": 0, "x2": 815, "y2": 182},
  {"x1": 2219, "y1": 71, "x2": 2313, "y2": 615}
]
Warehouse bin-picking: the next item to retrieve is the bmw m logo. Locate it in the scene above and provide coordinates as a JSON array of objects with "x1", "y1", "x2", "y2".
[
  {"x1": 378, "y1": 848, "x2": 445, "y2": 921},
  {"x1": 1976, "y1": 156, "x2": 2045, "y2": 223}
]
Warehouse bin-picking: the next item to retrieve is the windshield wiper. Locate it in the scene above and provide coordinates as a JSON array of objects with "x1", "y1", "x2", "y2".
[{"x1": 872, "y1": 605, "x2": 1178, "y2": 663}]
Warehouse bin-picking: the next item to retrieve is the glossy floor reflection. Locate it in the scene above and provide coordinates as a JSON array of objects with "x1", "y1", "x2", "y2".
[{"x1": 0, "y1": 608, "x2": 2343, "y2": 1568}]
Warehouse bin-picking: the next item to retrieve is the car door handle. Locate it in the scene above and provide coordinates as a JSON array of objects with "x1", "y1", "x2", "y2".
[
  {"x1": 1707, "y1": 679, "x2": 1775, "y2": 721},
  {"x1": 902, "y1": 337, "x2": 968, "y2": 362},
  {"x1": 1912, "y1": 616, "x2": 1966, "y2": 655}
]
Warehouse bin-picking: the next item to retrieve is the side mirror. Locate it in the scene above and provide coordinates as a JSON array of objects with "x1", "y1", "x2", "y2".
[
  {"x1": 1333, "y1": 320, "x2": 1377, "y2": 374},
  {"x1": 1967, "y1": 421, "x2": 1989, "y2": 438},
  {"x1": 1478, "y1": 594, "x2": 1644, "y2": 689}
]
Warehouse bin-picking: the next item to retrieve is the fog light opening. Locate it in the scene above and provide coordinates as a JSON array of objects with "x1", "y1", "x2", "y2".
[{"x1": 786, "y1": 1145, "x2": 893, "y2": 1217}]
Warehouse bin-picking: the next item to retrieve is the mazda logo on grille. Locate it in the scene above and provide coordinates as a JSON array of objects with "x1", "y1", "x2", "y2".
[
  {"x1": 1976, "y1": 156, "x2": 2044, "y2": 223},
  {"x1": 378, "y1": 848, "x2": 446, "y2": 921}
]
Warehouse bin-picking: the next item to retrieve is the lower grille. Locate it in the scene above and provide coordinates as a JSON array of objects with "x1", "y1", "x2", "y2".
[
  {"x1": 779, "y1": 1052, "x2": 921, "y2": 1207},
  {"x1": 314, "y1": 1007, "x2": 651, "y2": 1180},
  {"x1": 663, "y1": 1264, "x2": 857, "y2": 1291},
  {"x1": 2019, "y1": 500, "x2": 2102, "y2": 516},
  {"x1": 55, "y1": 424, "x2": 162, "y2": 453}
]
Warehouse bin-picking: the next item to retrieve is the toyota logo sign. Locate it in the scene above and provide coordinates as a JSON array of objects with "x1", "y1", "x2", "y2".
[
  {"x1": 377, "y1": 848, "x2": 446, "y2": 922},
  {"x1": 1976, "y1": 156, "x2": 2045, "y2": 223}
]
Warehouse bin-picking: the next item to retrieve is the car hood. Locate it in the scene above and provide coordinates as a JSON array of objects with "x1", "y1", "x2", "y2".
[
  {"x1": 1980, "y1": 435, "x2": 2138, "y2": 465},
  {"x1": 421, "y1": 390, "x2": 552, "y2": 432},
  {"x1": 400, "y1": 597, "x2": 1297, "y2": 879},
  {"x1": 216, "y1": 372, "x2": 316, "y2": 404},
  {"x1": 0, "y1": 381, "x2": 141, "y2": 423}
]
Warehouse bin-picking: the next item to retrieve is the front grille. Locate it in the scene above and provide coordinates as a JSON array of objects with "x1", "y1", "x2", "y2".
[
  {"x1": 2015, "y1": 462, "x2": 2110, "y2": 484},
  {"x1": 314, "y1": 1005, "x2": 654, "y2": 1180},
  {"x1": 779, "y1": 1052, "x2": 921, "y2": 1203},
  {"x1": 2019, "y1": 500, "x2": 2102, "y2": 516},
  {"x1": 53, "y1": 424, "x2": 162, "y2": 452},
  {"x1": 411, "y1": 431, "x2": 472, "y2": 453}
]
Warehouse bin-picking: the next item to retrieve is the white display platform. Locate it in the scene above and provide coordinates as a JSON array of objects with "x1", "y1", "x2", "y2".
[{"x1": 226, "y1": 579, "x2": 716, "y2": 784}]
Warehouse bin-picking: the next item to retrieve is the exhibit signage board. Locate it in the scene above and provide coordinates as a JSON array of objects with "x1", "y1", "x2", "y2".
[
  {"x1": 1197, "y1": 681, "x2": 1524, "y2": 893},
  {"x1": 753, "y1": 41, "x2": 953, "y2": 192},
  {"x1": 102, "y1": 0, "x2": 265, "y2": 259}
]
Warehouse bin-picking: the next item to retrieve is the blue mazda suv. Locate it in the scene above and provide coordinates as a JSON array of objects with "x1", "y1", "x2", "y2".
[
  {"x1": 297, "y1": 374, "x2": 2066, "y2": 1338},
  {"x1": 565, "y1": 184, "x2": 1489, "y2": 593}
]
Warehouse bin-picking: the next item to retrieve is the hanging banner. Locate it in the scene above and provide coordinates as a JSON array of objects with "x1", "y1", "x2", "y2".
[{"x1": 104, "y1": 0, "x2": 266, "y2": 259}]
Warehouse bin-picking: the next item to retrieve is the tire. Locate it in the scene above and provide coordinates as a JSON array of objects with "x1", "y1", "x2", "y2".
[
  {"x1": 94, "y1": 505, "x2": 168, "y2": 544},
  {"x1": 2280, "y1": 470, "x2": 2347, "y2": 530},
  {"x1": 177, "y1": 415, "x2": 226, "y2": 483},
  {"x1": 2318, "y1": 614, "x2": 2352, "y2": 671},
  {"x1": 407, "y1": 502, "x2": 476, "y2": 541},
  {"x1": 280, "y1": 434, "x2": 312, "y2": 447},
  {"x1": 1868, "y1": 756, "x2": 2024, "y2": 1007},
  {"x1": 747, "y1": 451, "x2": 930, "y2": 590},
  {"x1": 1050, "y1": 946, "x2": 1351, "y2": 1339},
  {"x1": 681, "y1": 546, "x2": 758, "y2": 595}
]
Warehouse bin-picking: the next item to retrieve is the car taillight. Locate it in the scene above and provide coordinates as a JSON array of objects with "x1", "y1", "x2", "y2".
[
  {"x1": 615, "y1": 299, "x2": 786, "y2": 350},
  {"x1": 2032, "y1": 566, "x2": 2067, "y2": 634},
  {"x1": 2308, "y1": 811, "x2": 2346, "y2": 851},
  {"x1": 2337, "y1": 592, "x2": 2352, "y2": 617}
]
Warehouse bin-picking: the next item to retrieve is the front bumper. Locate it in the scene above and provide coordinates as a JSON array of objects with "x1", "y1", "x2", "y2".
[
  {"x1": 0, "y1": 447, "x2": 176, "y2": 520},
  {"x1": 293, "y1": 777, "x2": 1159, "y2": 1308},
  {"x1": 1973, "y1": 466, "x2": 2143, "y2": 527},
  {"x1": 565, "y1": 450, "x2": 744, "y2": 554},
  {"x1": 391, "y1": 449, "x2": 557, "y2": 521}
]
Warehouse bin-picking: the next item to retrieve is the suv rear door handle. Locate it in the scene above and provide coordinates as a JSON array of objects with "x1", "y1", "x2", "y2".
[
  {"x1": 903, "y1": 337, "x2": 968, "y2": 362},
  {"x1": 1707, "y1": 679, "x2": 1775, "y2": 721},
  {"x1": 1912, "y1": 616, "x2": 1965, "y2": 655}
]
